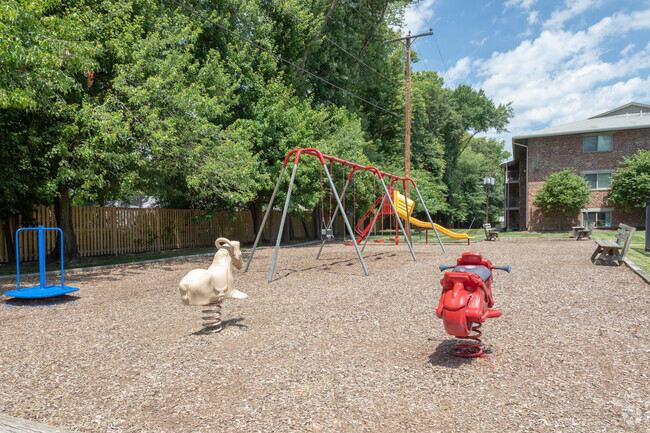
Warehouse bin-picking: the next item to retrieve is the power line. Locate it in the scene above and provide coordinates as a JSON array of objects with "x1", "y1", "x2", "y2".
[
  {"x1": 412, "y1": 2, "x2": 453, "y2": 87},
  {"x1": 167, "y1": 0, "x2": 401, "y2": 118},
  {"x1": 277, "y1": 1, "x2": 397, "y2": 85},
  {"x1": 411, "y1": 38, "x2": 433, "y2": 73}
]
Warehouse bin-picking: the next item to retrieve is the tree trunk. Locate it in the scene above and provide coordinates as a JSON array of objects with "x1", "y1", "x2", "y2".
[
  {"x1": 313, "y1": 206, "x2": 321, "y2": 239},
  {"x1": 53, "y1": 185, "x2": 80, "y2": 263},
  {"x1": 1, "y1": 216, "x2": 18, "y2": 266},
  {"x1": 282, "y1": 216, "x2": 292, "y2": 243},
  {"x1": 248, "y1": 198, "x2": 268, "y2": 243},
  {"x1": 298, "y1": 0, "x2": 338, "y2": 73},
  {"x1": 357, "y1": 2, "x2": 388, "y2": 62}
]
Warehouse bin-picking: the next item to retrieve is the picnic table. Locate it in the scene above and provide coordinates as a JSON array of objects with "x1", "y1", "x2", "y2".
[
  {"x1": 576, "y1": 222, "x2": 596, "y2": 240},
  {"x1": 571, "y1": 226, "x2": 584, "y2": 238}
]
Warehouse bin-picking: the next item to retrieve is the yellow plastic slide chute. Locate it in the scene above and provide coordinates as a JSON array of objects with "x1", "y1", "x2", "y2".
[{"x1": 392, "y1": 190, "x2": 474, "y2": 242}]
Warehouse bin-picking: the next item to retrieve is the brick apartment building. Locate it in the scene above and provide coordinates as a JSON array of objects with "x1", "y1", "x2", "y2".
[{"x1": 502, "y1": 102, "x2": 650, "y2": 231}]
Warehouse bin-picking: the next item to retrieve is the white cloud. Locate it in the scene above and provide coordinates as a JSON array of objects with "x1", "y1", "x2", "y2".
[
  {"x1": 527, "y1": 11, "x2": 539, "y2": 25},
  {"x1": 403, "y1": 0, "x2": 437, "y2": 34},
  {"x1": 471, "y1": 37, "x2": 488, "y2": 46},
  {"x1": 621, "y1": 43, "x2": 635, "y2": 56},
  {"x1": 446, "y1": 57, "x2": 472, "y2": 85},
  {"x1": 472, "y1": 8, "x2": 650, "y2": 136},
  {"x1": 543, "y1": 0, "x2": 604, "y2": 30},
  {"x1": 504, "y1": 0, "x2": 537, "y2": 9}
]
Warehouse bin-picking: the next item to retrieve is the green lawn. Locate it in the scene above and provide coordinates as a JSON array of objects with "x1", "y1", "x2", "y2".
[{"x1": 590, "y1": 229, "x2": 649, "y2": 275}]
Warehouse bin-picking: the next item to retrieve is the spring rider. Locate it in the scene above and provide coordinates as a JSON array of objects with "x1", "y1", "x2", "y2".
[
  {"x1": 437, "y1": 252, "x2": 510, "y2": 357},
  {"x1": 178, "y1": 238, "x2": 247, "y2": 333}
]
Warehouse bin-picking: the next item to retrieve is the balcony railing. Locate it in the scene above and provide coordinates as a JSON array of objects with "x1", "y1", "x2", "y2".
[
  {"x1": 507, "y1": 198, "x2": 519, "y2": 208},
  {"x1": 505, "y1": 172, "x2": 519, "y2": 183}
]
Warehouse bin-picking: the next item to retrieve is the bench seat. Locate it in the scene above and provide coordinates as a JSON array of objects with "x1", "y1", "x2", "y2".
[{"x1": 591, "y1": 224, "x2": 636, "y2": 266}]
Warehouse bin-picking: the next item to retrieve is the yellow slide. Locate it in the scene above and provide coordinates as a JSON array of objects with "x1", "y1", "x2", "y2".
[{"x1": 392, "y1": 191, "x2": 474, "y2": 242}]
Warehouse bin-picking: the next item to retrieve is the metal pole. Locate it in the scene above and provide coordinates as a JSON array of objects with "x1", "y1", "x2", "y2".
[
  {"x1": 380, "y1": 178, "x2": 416, "y2": 261},
  {"x1": 403, "y1": 181, "x2": 413, "y2": 243},
  {"x1": 404, "y1": 37, "x2": 412, "y2": 242},
  {"x1": 268, "y1": 163, "x2": 299, "y2": 282},
  {"x1": 645, "y1": 195, "x2": 650, "y2": 253},
  {"x1": 316, "y1": 177, "x2": 351, "y2": 260},
  {"x1": 15, "y1": 229, "x2": 22, "y2": 291},
  {"x1": 38, "y1": 226, "x2": 46, "y2": 288},
  {"x1": 56, "y1": 227, "x2": 65, "y2": 287},
  {"x1": 323, "y1": 164, "x2": 369, "y2": 275},
  {"x1": 244, "y1": 165, "x2": 287, "y2": 273},
  {"x1": 485, "y1": 182, "x2": 490, "y2": 224},
  {"x1": 414, "y1": 185, "x2": 445, "y2": 253},
  {"x1": 361, "y1": 193, "x2": 388, "y2": 252}
]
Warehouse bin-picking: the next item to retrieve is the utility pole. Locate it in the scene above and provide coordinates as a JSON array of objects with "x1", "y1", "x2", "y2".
[
  {"x1": 386, "y1": 30, "x2": 433, "y2": 240},
  {"x1": 483, "y1": 176, "x2": 495, "y2": 224}
]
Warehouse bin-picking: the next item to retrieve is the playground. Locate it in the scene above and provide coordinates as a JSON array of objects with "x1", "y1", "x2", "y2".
[{"x1": 1, "y1": 237, "x2": 648, "y2": 432}]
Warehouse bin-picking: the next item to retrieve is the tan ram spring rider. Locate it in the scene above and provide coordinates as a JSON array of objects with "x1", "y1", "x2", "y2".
[{"x1": 179, "y1": 238, "x2": 247, "y2": 333}]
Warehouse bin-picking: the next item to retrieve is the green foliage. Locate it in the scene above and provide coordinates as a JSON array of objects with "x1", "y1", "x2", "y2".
[
  {"x1": 410, "y1": 71, "x2": 513, "y2": 224},
  {"x1": 534, "y1": 169, "x2": 591, "y2": 217},
  {"x1": 609, "y1": 149, "x2": 650, "y2": 210},
  {"x1": 0, "y1": 0, "x2": 514, "y2": 251}
]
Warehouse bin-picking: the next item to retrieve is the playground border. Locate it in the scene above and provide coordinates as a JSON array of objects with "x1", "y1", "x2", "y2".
[
  {"x1": 624, "y1": 257, "x2": 650, "y2": 284},
  {"x1": 0, "y1": 413, "x2": 76, "y2": 433}
]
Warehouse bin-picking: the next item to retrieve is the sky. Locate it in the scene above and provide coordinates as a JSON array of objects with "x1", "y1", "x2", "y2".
[{"x1": 400, "y1": 0, "x2": 650, "y2": 153}]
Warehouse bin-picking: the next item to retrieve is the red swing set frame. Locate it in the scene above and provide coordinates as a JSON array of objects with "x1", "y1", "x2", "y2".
[{"x1": 243, "y1": 148, "x2": 445, "y2": 282}]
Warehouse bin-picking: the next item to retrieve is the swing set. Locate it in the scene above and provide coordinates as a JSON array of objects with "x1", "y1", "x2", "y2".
[{"x1": 243, "y1": 148, "x2": 446, "y2": 282}]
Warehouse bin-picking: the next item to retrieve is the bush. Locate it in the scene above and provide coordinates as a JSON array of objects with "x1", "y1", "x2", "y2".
[{"x1": 534, "y1": 169, "x2": 591, "y2": 229}]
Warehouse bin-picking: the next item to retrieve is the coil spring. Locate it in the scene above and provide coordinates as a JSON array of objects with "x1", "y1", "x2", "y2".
[
  {"x1": 454, "y1": 322, "x2": 484, "y2": 357},
  {"x1": 201, "y1": 300, "x2": 223, "y2": 333}
]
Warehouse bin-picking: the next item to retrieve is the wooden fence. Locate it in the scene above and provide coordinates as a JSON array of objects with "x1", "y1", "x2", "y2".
[{"x1": 0, "y1": 205, "x2": 324, "y2": 263}]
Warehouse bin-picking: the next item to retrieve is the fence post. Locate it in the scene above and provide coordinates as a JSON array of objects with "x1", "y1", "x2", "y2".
[{"x1": 112, "y1": 207, "x2": 118, "y2": 256}]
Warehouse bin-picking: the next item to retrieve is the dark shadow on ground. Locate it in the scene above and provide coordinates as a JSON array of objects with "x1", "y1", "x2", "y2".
[
  {"x1": 2, "y1": 294, "x2": 80, "y2": 308},
  {"x1": 270, "y1": 251, "x2": 396, "y2": 281},
  {"x1": 428, "y1": 339, "x2": 493, "y2": 368},
  {"x1": 191, "y1": 317, "x2": 247, "y2": 336}
]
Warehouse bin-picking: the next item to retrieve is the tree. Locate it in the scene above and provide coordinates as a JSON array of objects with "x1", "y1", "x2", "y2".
[
  {"x1": 0, "y1": 0, "x2": 98, "y2": 261},
  {"x1": 534, "y1": 169, "x2": 591, "y2": 230},
  {"x1": 609, "y1": 149, "x2": 650, "y2": 210},
  {"x1": 410, "y1": 72, "x2": 514, "y2": 224}
]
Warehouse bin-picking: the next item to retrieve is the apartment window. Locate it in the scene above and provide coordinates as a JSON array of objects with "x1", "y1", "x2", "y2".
[
  {"x1": 583, "y1": 135, "x2": 612, "y2": 152},
  {"x1": 582, "y1": 210, "x2": 612, "y2": 228},
  {"x1": 583, "y1": 171, "x2": 612, "y2": 189}
]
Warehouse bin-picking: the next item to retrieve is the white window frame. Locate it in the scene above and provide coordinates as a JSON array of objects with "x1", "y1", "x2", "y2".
[
  {"x1": 583, "y1": 134, "x2": 613, "y2": 152},
  {"x1": 581, "y1": 169, "x2": 613, "y2": 190},
  {"x1": 581, "y1": 208, "x2": 613, "y2": 228}
]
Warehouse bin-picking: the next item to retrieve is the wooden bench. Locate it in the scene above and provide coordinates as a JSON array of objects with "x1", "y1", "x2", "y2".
[
  {"x1": 591, "y1": 223, "x2": 636, "y2": 266},
  {"x1": 483, "y1": 223, "x2": 499, "y2": 241},
  {"x1": 576, "y1": 221, "x2": 596, "y2": 240}
]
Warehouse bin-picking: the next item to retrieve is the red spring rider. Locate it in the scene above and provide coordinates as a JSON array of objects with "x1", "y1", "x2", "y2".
[{"x1": 437, "y1": 252, "x2": 511, "y2": 357}]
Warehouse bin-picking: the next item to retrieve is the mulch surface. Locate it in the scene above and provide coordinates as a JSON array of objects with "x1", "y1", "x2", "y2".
[{"x1": 1, "y1": 238, "x2": 648, "y2": 432}]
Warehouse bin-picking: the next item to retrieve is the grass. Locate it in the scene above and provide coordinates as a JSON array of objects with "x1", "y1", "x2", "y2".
[
  {"x1": 2, "y1": 229, "x2": 647, "y2": 278},
  {"x1": 590, "y1": 229, "x2": 649, "y2": 275}
]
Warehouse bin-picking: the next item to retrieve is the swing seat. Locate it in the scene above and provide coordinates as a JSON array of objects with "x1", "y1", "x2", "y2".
[
  {"x1": 4, "y1": 284, "x2": 79, "y2": 299},
  {"x1": 321, "y1": 228, "x2": 334, "y2": 241}
]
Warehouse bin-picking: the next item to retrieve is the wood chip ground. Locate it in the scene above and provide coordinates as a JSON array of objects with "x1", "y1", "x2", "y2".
[{"x1": 1, "y1": 238, "x2": 648, "y2": 432}]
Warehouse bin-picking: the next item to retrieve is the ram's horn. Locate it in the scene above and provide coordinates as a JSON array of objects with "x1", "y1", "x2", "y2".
[{"x1": 215, "y1": 237, "x2": 232, "y2": 249}]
